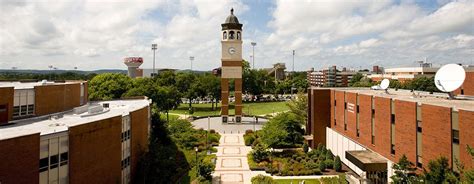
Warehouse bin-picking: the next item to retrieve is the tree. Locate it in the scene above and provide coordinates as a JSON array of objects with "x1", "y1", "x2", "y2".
[
  {"x1": 251, "y1": 144, "x2": 269, "y2": 162},
  {"x1": 260, "y1": 112, "x2": 304, "y2": 148},
  {"x1": 391, "y1": 154, "x2": 418, "y2": 183},
  {"x1": 88, "y1": 73, "x2": 131, "y2": 100},
  {"x1": 286, "y1": 92, "x2": 308, "y2": 125},
  {"x1": 176, "y1": 72, "x2": 197, "y2": 112},
  {"x1": 198, "y1": 160, "x2": 214, "y2": 181},
  {"x1": 423, "y1": 156, "x2": 458, "y2": 183},
  {"x1": 303, "y1": 143, "x2": 309, "y2": 153},
  {"x1": 334, "y1": 156, "x2": 342, "y2": 172},
  {"x1": 349, "y1": 73, "x2": 363, "y2": 86}
]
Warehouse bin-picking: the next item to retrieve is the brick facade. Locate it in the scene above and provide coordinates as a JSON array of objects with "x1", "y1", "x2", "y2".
[
  {"x1": 0, "y1": 87, "x2": 14, "y2": 124},
  {"x1": 334, "y1": 91, "x2": 345, "y2": 133},
  {"x1": 459, "y1": 109, "x2": 474, "y2": 169},
  {"x1": 357, "y1": 94, "x2": 373, "y2": 148},
  {"x1": 308, "y1": 89, "x2": 331, "y2": 147},
  {"x1": 130, "y1": 107, "x2": 150, "y2": 181},
  {"x1": 69, "y1": 116, "x2": 122, "y2": 184},
  {"x1": 344, "y1": 92, "x2": 358, "y2": 140},
  {"x1": 0, "y1": 133, "x2": 40, "y2": 184},
  {"x1": 394, "y1": 100, "x2": 417, "y2": 163},
  {"x1": 374, "y1": 97, "x2": 392, "y2": 160},
  {"x1": 422, "y1": 104, "x2": 452, "y2": 167},
  {"x1": 35, "y1": 83, "x2": 81, "y2": 116}
]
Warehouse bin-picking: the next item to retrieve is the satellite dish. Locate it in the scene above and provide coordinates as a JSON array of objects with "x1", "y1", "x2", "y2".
[
  {"x1": 380, "y1": 79, "x2": 390, "y2": 90},
  {"x1": 435, "y1": 64, "x2": 465, "y2": 99}
]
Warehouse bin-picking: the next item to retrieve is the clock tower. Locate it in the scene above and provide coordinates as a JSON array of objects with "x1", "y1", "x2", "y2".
[{"x1": 221, "y1": 8, "x2": 243, "y2": 123}]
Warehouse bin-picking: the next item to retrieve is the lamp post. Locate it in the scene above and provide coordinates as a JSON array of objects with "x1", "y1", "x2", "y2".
[
  {"x1": 251, "y1": 42, "x2": 256, "y2": 69},
  {"x1": 152, "y1": 44, "x2": 158, "y2": 77},
  {"x1": 207, "y1": 116, "x2": 210, "y2": 155},
  {"x1": 189, "y1": 56, "x2": 194, "y2": 71},
  {"x1": 195, "y1": 147, "x2": 199, "y2": 178},
  {"x1": 48, "y1": 65, "x2": 53, "y2": 81}
]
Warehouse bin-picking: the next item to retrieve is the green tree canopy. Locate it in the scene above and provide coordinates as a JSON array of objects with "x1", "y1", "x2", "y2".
[
  {"x1": 260, "y1": 112, "x2": 304, "y2": 148},
  {"x1": 88, "y1": 73, "x2": 132, "y2": 100}
]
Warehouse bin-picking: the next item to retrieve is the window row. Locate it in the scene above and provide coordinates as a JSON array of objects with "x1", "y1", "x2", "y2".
[
  {"x1": 121, "y1": 156, "x2": 131, "y2": 170},
  {"x1": 13, "y1": 104, "x2": 34, "y2": 117},
  {"x1": 121, "y1": 130, "x2": 131, "y2": 142},
  {"x1": 40, "y1": 152, "x2": 68, "y2": 172}
]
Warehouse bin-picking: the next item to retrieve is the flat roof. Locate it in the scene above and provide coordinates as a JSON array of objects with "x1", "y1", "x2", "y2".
[
  {"x1": 311, "y1": 87, "x2": 474, "y2": 111},
  {"x1": 346, "y1": 150, "x2": 387, "y2": 172},
  {"x1": 0, "y1": 99, "x2": 150, "y2": 140},
  {"x1": 0, "y1": 81, "x2": 85, "y2": 90}
]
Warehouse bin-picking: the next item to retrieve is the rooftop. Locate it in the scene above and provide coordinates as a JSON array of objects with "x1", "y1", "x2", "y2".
[
  {"x1": 0, "y1": 98, "x2": 150, "y2": 140},
  {"x1": 311, "y1": 87, "x2": 474, "y2": 111},
  {"x1": 0, "y1": 80, "x2": 85, "y2": 90}
]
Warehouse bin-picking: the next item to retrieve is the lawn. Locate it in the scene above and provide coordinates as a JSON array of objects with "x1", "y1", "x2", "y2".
[
  {"x1": 169, "y1": 101, "x2": 289, "y2": 117},
  {"x1": 275, "y1": 179, "x2": 321, "y2": 184}
]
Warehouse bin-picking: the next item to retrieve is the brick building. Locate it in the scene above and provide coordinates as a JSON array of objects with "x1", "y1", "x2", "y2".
[
  {"x1": 0, "y1": 81, "x2": 151, "y2": 184},
  {"x1": 0, "y1": 81, "x2": 88, "y2": 125},
  {"x1": 307, "y1": 66, "x2": 356, "y2": 87},
  {"x1": 307, "y1": 87, "x2": 474, "y2": 183}
]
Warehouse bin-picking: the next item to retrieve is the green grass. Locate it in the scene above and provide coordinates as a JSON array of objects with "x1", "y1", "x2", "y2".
[
  {"x1": 169, "y1": 101, "x2": 289, "y2": 117},
  {"x1": 275, "y1": 179, "x2": 321, "y2": 184}
]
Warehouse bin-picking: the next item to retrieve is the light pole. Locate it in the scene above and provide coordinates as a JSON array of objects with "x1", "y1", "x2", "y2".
[
  {"x1": 48, "y1": 65, "x2": 53, "y2": 81},
  {"x1": 189, "y1": 56, "x2": 194, "y2": 71},
  {"x1": 195, "y1": 147, "x2": 199, "y2": 178},
  {"x1": 152, "y1": 44, "x2": 158, "y2": 77},
  {"x1": 292, "y1": 50, "x2": 295, "y2": 73},
  {"x1": 207, "y1": 116, "x2": 210, "y2": 155},
  {"x1": 251, "y1": 42, "x2": 256, "y2": 69}
]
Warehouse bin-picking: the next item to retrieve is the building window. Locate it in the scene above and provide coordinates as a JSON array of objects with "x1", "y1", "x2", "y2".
[
  {"x1": 39, "y1": 158, "x2": 49, "y2": 172},
  {"x1": 391, "y1": 114, "x2": 395, "y2": 124},
  {"x1": 237, "y1": 31, "x2": 241, "y2": 40},
  {"x1": 50, "y1": 155, "x2": 59, "y2": 169},
  {"x1": 229, "y1": 31, "x2": 235, "y2": 39},
  {"x1": 417, "y1": 156, "x2": 423, "y2": 168},
  {"x1": 452, "y1": 130, "x2": 459, "y2": 144},
  {"x1": 60, "y1": 152, "x2": 68, "y2": 166},
  {"x1": 417, "y1": 120, "x2": 422, "y2": 132},
  {"x1": 13, "y1": 89, "x2": 35, "y2": 118},
  {"x1": 391, "y1": 144, "x2": 396, "y2": 155},
  {"x1": 223, "y1": 31, "x2": 227, "y2": 39}
]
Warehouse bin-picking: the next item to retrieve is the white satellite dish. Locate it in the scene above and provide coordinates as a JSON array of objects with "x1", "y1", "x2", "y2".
[
  {"x1": 380, "y1": 79, "x2": 390, "y2": 90},
  {"x1": 434, "y1": 64, "x2": 465, "y2": 99}
]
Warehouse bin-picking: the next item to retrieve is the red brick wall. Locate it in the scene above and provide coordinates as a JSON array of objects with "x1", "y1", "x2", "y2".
[
  {"x1": 344, "y1": 92, "x2": 357, "y2": 140},
  {"x1": 307, "y1": 89, "x2": 312, "y2": 135},
  {"x1": 0, "y1": 87, "x2": 14, "y2": 124},
  {"x1": 358, "y1": 94, "x2": 373, "y2": 147},
  {"x1": 69, "y1": 116, "x2": 122, "y2": 184},
  {"x1": 334, "y1": 91, "x2": 345, "y2": 133},
  {"x1": 130, "y1": 107, "x2": 149, "y2": 181},
  {"x1": 330, "y1": 90, "x2": 335, "y2": 128},
  {"x1": 394, "y1": 100, "x2": 417, "y2": 163},
  {"x1": 374, "y1": 96, "x2": 392, "y2": 160},
  {"x1": 422, "y1": 104, "x2": 452, "y2": 167},
  {"x1": 0, "y1": 133, "x2": 40, "y2": 184},
  {"x1": 309, "y1": 89, "x2": 331, "y2": 147},
  {"x1": 459, "y1": 109, "x2": 474, "y2": 169},
  {"x1": 454, "y1": 72, "x2": 474, "y2": 96},
  {"x1": 35, "y1": 83, "x2": 81, "y2": 116}
]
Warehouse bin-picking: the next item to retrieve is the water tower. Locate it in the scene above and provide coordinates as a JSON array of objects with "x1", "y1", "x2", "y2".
[{"x1": 124, "y1": 57, "x2": 143, "y2": 78}]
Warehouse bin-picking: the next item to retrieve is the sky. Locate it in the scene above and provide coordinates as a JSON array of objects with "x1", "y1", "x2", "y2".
[{"x1": 0, "y1": 0, "x2": 473, "y2": 71}]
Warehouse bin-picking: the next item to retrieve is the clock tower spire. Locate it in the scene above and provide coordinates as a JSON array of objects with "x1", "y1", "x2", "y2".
[{"x1": 220, "y1": 8, "x2": 243, "y2": 123}]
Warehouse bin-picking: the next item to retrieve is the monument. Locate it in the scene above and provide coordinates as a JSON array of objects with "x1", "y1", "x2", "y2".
[{"x1": 221, "y1": 8, "x2": 243, "y2": 123}]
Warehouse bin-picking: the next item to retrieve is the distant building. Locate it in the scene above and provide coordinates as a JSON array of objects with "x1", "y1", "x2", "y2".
[
  {"x1": 137, "y1": 68, "x2": 177, "y2": 78},
  {"x1": 307, "y1": 66, "x2": 356, "y2": 87},
  {"x1": 0, "y1": 81, "x2": 151, "y2": 184},
  {"x1": 264, "y1": 63, "x2": 286, "y2": 81},
  {"x1": 368, "y1": 66, "x2": 439, "y2": 83}
]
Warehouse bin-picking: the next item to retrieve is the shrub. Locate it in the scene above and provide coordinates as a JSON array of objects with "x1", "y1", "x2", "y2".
[
  {"x1": 251, "y1": 174, "x2": 275, "y2": 184},
  {"x1": 209, "y1": 129, "x2": 216, "y2": 134},
  {"x1": 325, "y1": 159, "x2": 334, "y2": 169},
  {"x1": 312, "y1": 169, "x2": 322, "y2": 175},
  {"x1": 305, "y1": 161, "x2": 319, "y2": 170},
  {"x1": 208, "y1": 134, "x2": 219, "y2": 144},
  {"x1": 244, "y1": 134, "x2": 256, "y2": 146},
  {"x1": 334, "y1": 156, "x2": 342, "y2": 172},
  {"x1": 198, "y1": 160, "x2": 214, "y2": 180},
  {"x1": 317, "y1": 143, "x2": 323, "y2": 152},
  {"x1": 326, "y1": 149, "x2": 334, "y2": 160},
  {"x1": 251, "y1": 144, "x2": 269, "y2": 162},
  {"x1": 319, "y1": 160, "x2": 326, "y2": 171},
  {"x1": 303, "y1": 143, "x2": 309, "y2": 153},
  {"x1": 245, "y1": 129, "x2": 254, "y2": 134}
]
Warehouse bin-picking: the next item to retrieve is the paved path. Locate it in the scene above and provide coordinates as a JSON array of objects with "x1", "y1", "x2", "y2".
[
  {"x1": 212, "y1": 133, "x2": 256, "y2": 184},
  {"x1": 192, "y1": 117, "x2": 268, "y2": 134}
]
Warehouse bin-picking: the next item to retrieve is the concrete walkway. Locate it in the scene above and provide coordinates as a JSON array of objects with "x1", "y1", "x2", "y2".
[{"x1": 212, "y1": 133, "x2": 254, "y2": 184}]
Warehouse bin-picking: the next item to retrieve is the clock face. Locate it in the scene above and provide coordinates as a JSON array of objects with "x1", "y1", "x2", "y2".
[{"x1": 228, "y1": 47, "x2": 236, "y2": 55}]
